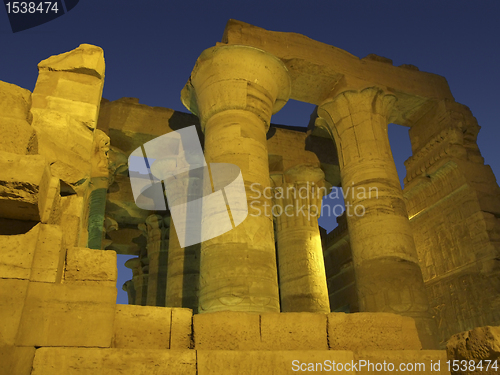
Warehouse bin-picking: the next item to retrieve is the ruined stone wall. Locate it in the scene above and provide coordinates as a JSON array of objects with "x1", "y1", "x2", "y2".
[{"x1": 403, "y1": 100, "x2": 500, "y2": 345}]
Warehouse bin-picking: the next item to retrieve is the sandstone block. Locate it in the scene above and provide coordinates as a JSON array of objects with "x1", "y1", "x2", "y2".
[
  {"x1": 0, "y1": 224, "x2": 40, "y2": 279},
  {"x1": 33, "y1": 70, "x2": 103, "y2": 106},
  {"x1": 112, "y1": 305, "x2": 171, "y2": 349},
  {"x1": 354, "y1": 350, "x2": 449, "y2": 374},
  {"x1": 197, "y1": 350, "x2": 354, "y2": 375},
  {"x1": 30, "y1": 109, "x2": 94, "y2": 159},
  {"x1": 31, "y1": 348, "x2": 196, "y2": 375},
  {"x1": 260, "y1": 312, "x2": 328, "y2": 350},
  {"x1": 39, "y1": 175, "x2": 61, "y2": 224},
  {"x1": 30, "y1": 224, "x2": 64, "y2": 283},
  {"x1": 327, "y1": 312, "x2": 422, "y2": 351},
  {"x1": 33, "y1": 96, "x2": 99, "y2": 130},
  {"x1": 32, "y1": 136, "x2": 91, "y2": 193},
  {"x1": 0, "y1": 80, "x2": 31, "y2": 121},
  {"x1": 170, "y1": 308, "x2": 193, "y2": 349},
  {"x1": 60, "y1": 195, "x2": 84, "y2": 248},
  {"x1": 0, "y1": 152, "x2": 53, "y2": 222},
  {"x1": 0, "y1": 279, "x2": 29, "y2": 346},
  {"x1": 193, "y1": 311, "x2": 261, "y2": 350},
  {"x1": 16, "y1": 282, "x2": 116, "y2": 347},
  {"x1": 37, "y1": 44, "x2": 105, "y2": 80},
  {"x1": 0, "y1": 117, "x2": 35, "y2": 155},
  {"x1": 0, "y1": 346, "x2": 36, "y2": 375},
  {"x1": 447, "y1": 326, "x2": 500, "y2": 375},
  {"x1": 65, "y1": 247, "x2": 117, "y2": 286}
]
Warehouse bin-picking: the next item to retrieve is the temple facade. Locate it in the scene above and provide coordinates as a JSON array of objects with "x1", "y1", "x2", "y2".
[{"x1": 1, "y1": 20, "x2": 499, "y2": 374}]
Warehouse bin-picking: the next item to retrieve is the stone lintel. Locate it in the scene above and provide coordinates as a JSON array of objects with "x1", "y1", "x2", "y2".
[{"x1": 222, "y1": 19, "x2": 454, "y2": 126}]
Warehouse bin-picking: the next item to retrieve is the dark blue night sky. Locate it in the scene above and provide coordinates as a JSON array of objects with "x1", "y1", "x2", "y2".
[{"x1": 1, "y1": 1, "x2": 499, "y2": 304}]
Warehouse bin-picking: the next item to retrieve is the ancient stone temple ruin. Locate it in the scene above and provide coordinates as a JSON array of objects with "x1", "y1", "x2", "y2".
[{"x1": 1, "y1": 20, "x2": 499, "y2": 374}]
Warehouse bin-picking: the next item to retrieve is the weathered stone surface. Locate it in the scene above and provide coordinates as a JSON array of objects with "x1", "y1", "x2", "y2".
[
  {"x1": 402, "y1": 101, "x2": 500, "y2": 347},
  {"x1": 171, "y1": 308, "x2": 193, "y2": 349},
  {"x1": 16, "y1": 282, "x2": 116, "y2": 347},
  {"x1": 99, "y1": 98, "x2": 183, "y2": 138},
  {"x1": 0, "y1": 346, "x2": 36, "y2": 375},
  {"x1": 261, "y1": 313, "x2": 328, "y2": 350},
  {"x1": 405, "y1": 157, "x2": 500, "y2": 344},
  {"x1": 197, "y1": 350, "x2": 354, "y2": 374},
  {"x1": 30, "y1": 224, "x2": 64, "y2": 283},
  {"x1": 29, "y1": 110, "x2": 93, "y2": 190},
  {"x1": 0, "y1": 279, "x2": 29, "y2": 346},
  {"x1": 447, "y1": 326, "x2": 500, "y2": 375},
  {"x1": 31, "y1": 348, "x2": 196, "y2": 375},
  {"x1": 0, "y1": 80, "x2": 32, "y2": 121},
  {"x1": 59, "y1": 195, "x2": 84, "y2": 248},
  {"x1": 354, "y1": 350, "x2": 449, "y2": 374},
  {"x1": 39, "y1": 175, "x2": 61, "y2": 224},
  {"x1": 112, "y1": 305, "x2": 171, "y2": 349},
  {"x1": 0, "y1": 152, "x2": 53, "y2": 222},
  {"x1": 193, "y1": 311, "x2": 261, "y2": 350},
  {"x1": 28, "y1": 44, "x2": 105, "y2": 196},
  {"x1": 37, "y1": 44, "x2": 105, "y2": 80},
  {"x1": 327, "y1": 312, "x2": 422, "y2": 351},
  {"x1": 33, "y1": 70, "x2": 103, "y2": 105},
  {"x1": 0, "y1": 117, "x2": 36, "y2": 155},
  {"x1": 30, "y1": 109, "x2": 94, "y2": 159},
  {"x1": 0, "y1": 224, "x2": 40, "y2": 279},
  {"x1": 64, "y1": 247, "x2": 117, "y2": 286}
]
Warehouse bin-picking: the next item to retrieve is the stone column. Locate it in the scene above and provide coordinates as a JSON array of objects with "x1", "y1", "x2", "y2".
[
  {"x1": 164, "y1": 167, "x2": 203, "y2": 311},
  {"x1": 317, "y1": 87, "x2": 438, "y2": 348},
  {"x1": 122, "y1": 280, "x2": 136, "y2": 305},
  {"x1": 166, "y1": 220, "x2": 200, "y2": 312},
  {"x1": 272, "y1": 165, "x2": 330, "y2": 313},
  {"x1": 87, "y1": 130, "x2": 110, "y2": 249},
  {"x1": 143, "y1": 214, "x2": 169, "y2": 306},
  {"x1": 272, "y1": 165, "x2": 330, "y2": 312},
  {"x1": 125, "y1": 248, "x2": 149, "y2": 306},
  {"x1": 181, "y1": 45, "x2": 291, "y2": 313}
]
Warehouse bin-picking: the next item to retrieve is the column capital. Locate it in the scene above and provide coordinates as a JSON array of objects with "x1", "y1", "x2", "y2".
[
  {"x1": 270, "y1": 165, "x2": 326, "y2": 189},
  {"x1": 181, "y1": 45, "x2": 291, "y2": 131},
  {"x1": 284, "y1": 164, "x2": 325, "y2": 185},
  {"x1": 317, "y1": 87, "x2": 397, "y2": 132},
  {"x1": 316, "y1": 87, "x2": 398, "y2": 169}
]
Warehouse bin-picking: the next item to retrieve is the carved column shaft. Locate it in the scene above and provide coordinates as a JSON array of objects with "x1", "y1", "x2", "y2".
[
  {"x1": 164, "y1": 172, "x2": 202, "y2": 311},
  {"x1": 143, "y1": 214, "x2": 169, "y2": 306},
  {"x1": 166, "y1": 220, "x2": 200, "y2": 312},
  {"x1": 318, "y1": 87, "x2": 438, "y2": 348},
  {"x1": 273, "y1": 167, "x2": 330, "y2": 313},
  {"x1": 126, "y1": 255, "x2": 148, "y2": 306},
  {"x1": 122, "y1": 280, "x2": 136, "y2": 305},
  {"x1": 87, "y1": 129, "x2": 110, "y2": 249},
  {"x1": 181, "y1": 45, "x2": 291, "y2": 313}
]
